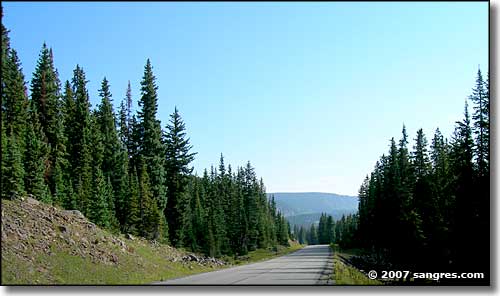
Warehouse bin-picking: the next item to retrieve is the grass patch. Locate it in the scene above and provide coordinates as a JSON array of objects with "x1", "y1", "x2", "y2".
[
  {"x1": 2, "y1": 198, "x2": 305, "y2": 285},
  {"x1": 329, "y1": 244, "x2": 382, "y2": 285},
  {"x1": 2, "y1": 240, "x2": 303, "y2": 285},
  {"x1": 2, "y1": 240, "x2": 216, "y2": 285},
  {"x1": 333, "y1": 254, "x2": 382, "y2": 285}
]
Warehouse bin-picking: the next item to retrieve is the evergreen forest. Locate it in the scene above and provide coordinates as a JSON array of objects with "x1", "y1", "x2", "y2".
[
  {"x1": 0, "y1": 8, "x2": 490, "y2": 284},
  {"x1": 298, "y1": 68, "x2": 489, "y2": 283},
  {"x1": 1, "y1": 21, "x2": 292, "y2": 258}
]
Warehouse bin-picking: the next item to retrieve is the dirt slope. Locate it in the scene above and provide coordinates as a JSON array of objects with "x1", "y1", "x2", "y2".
[{"x1": 1, "y1": 197, "x2": 224, "y2": 285}]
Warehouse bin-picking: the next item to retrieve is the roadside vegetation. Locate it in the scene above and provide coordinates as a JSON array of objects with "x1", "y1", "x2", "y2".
[
  {"x1": 330, "y1": 244, "x2": 382, "y2": 285},
  {"x1": 1, "y1": 197, "x2": 303, "y2": 285}
]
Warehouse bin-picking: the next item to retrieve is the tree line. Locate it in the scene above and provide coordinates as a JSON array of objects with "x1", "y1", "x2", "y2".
[
  {"x1": 353, "y1": 69, "x2": 489, "y2": 282},
  {"x1": 293, "y1": 213, "x2": 358, "y2": 248},
  {"x1": 0, "y1": 19, "x2": 291, "y2": 257}
]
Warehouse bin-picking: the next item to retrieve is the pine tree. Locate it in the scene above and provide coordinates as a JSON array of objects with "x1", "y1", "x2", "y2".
[
  {"x1": 138, "y1": 161, "x2": 161, "y2": 240},
  {"x1": 243, "y1": 161, "x2": 260, "y2": 251},
  {"x1": 96, "y1": 77, "x2": 127, "y2": 230},
  {"x1": 430, "y1": 128, "x2": 453, "y2": 268},
  {"x1": 469, "y1": 69, "x2": 489, "y2": 177},
  {"x1": 1, "y1": 15, "x2": 10, "y2": 68},
  {"x1": 138, "y1": 59, "x2": 166, "y2": 214},
  {"x1": 56, "y1": 80, "x2": 76, "y2": 208},
  {"x1": 326, "y1": 215, "x2": 334, "y2": 243},
  {"x1": 467, "y1": 69, "x2": 490, "y2": 281},
  {"x1": 23, "y1": 101, "x2": 50, "y2": 203},
  {"x1": 89, "y1": 166, "x2": 111, "y2": 228},
  {"x1": 2, "y1": 132, "x2": 24, "y2": 199},
  {"x1": 231, "y1": 167, "x2": 249, "y2": 254},
  {"x1": 357, "y1": 175, "x2": 371, "y2": 246},
  {"x1": 96, "y1": 78, "x2": 118, "y2": 180},
  {"x1": 87, "y1": 113, "x2": 111, "y2": 227},
  {"x1": 2, "y1": 49, "x2": 28, "y2": 144},
  {"x1": 1, "y1": 43, "x2": 29, "y2": 200},
  {"x1": 318, "y1": 213, "x2": 327, "y2": 244},
  {"x1": 30, "y1": 44, "x2": 63, "y2": 194},
  {"x1": 397, "y1": 125, "x2": 414, "y2": 218},
  {"x1": 30, "y1": 43, "x2": 61, "y2": 147},
  {"x1": 450, "y1": 101, "x2": 476, "y2": 272},
  {"x1": 118, "y1": 81, "x2": 133, "y2": 153},
  {"x1": 164, "y1": 107, "x2": 196, "y2": 246},
  {"x1": 308, "y1": 224, "x2": 318, "y2": 245},
  {"x1": 125, "y1": 166, "x2": 141, "y2": 236},
  {"x1": 128, "y1": 115, "x2": 142, "y2": 172},
  {"x1": 68, "y1": 65, "x2": 93, "y2": 216},
  {"x1": 183, "y1": 176, "x2": 206, "y2": 252}
]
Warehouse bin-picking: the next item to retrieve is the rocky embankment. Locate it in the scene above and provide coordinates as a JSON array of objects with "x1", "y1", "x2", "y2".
[{"x1": 1, "y1": 196, "x2": 225, "y2": 284}]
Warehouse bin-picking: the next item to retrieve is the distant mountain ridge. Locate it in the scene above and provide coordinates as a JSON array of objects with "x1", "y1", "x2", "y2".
[{"x1": 267, "y1": 192, "x2": 359, "y2": 227}]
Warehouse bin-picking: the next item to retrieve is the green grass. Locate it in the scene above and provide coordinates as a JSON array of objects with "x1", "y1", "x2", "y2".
[
  {"x1": 2, "y1": 239, "x2": 215, "y2": 285},
  {"x1": 329, "y1": 244, "x2": 382, "y2": 285},
  {"x1": 2, "y1": 237, "x2": 304, "y2": 285},
  {"x1": 333, "y1": 254, "x2": 382, "y2": 285},
  {"x1": 2, "y1": 198, "x2": 305, "y2": 285}
]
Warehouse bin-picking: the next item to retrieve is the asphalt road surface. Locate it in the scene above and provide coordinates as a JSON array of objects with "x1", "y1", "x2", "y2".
[{"x1": 155, "y1": 244, "x2": 333, "y2": 285}]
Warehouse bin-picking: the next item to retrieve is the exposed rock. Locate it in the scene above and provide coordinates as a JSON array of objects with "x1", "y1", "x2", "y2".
[
  {"x1": 117, "y1": 239, "x2": 126, "y2": 248},
  {"x1": 62, "y1": 210, "x2": 84, "y2": 219},
  {"x1": 86, "y1": 222, "x2": 96, "y2": 230},
  {"x1": 25, "y1": 197, "x2": 40, "y2": 206},
  {"x1": 2, "y1": 196, "x2": 229, "y2": 283},
  {"x1": 57, "y1": 225, "x2": 68, "y2": 233},
  {"x1": 110, "y1": 254, "x2": 118, "y2": 263}
]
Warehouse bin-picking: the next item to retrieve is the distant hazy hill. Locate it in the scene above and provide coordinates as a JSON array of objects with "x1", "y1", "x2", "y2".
[{"x1": 267, "y1": 192, "x2": 359, "y2": 227}]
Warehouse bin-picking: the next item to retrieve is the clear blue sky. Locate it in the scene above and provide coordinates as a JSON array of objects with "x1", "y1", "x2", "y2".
[{"x1": 3, "y1": 2, "x2": 488, "y2": 196}]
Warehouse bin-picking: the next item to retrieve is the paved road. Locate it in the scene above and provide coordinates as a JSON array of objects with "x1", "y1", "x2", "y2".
[{"x1": 155, "y1": 244, "x2": 333, "y2": 285}]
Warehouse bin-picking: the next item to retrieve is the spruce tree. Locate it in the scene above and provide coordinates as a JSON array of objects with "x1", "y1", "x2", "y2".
[
  {"x1": 88, "y1": 113, "x2": 111, "y2": 227},
  {"x1": 138, "y1": 161, "x2": 161, "y2": 240},
  {"x1": 57, "y1": 80, "x2": 76, "y2": 208},
  {"x1": 30, "y1": 43, "x2": 61, "y2": 147},
  {"x1": 469, "y1": 69, "x2": 489, "y2": 177},
  {"x1": 3, "y1": 49, "x2": 28, "y2": 143},
  {"x1": 138, "y1": 59, "x2": 166, "y2": 214},
  {"x1": 163, "y1": 107, "x2": 196, "y2": 246},
  {"x1": 68, "y1": 65, "x2": 92, "y2": 215},
  {"x1": 125, "y1": 167, "x2": 141, "y2": 236},
  {"x1": 430, "y1": 128, "x2": 452, "y2": 268},
  {"x1": 467, "y1": 69, "x2": 490, "y2": 280},
  {"x1": 30, "y1": 44, "x2": 63, "y2": 194},
  {"x1": 96, "y1": 77, "x2": 127, "y2": 229},
  {"x1": 308, "y1": 224, "x2": 318, "y2": 245},
  {"x1": 2, "y1": 132, "x2": 24, "y2": 199},
  {"x1": 326, "y1": 215, "x2": 334, "y2": 243},
  {"x1": 89, "y1": 166, "x2": 111, "y2": 228},
  {"x1": 23, "y1": 101, "x2": 50, "y2": 203},
  {"x1": 450, "y1": 101, "x2": 475, "y2": 272},
  {"x1": 1, "y1": 16, "x2": 10, "y2": 67}
]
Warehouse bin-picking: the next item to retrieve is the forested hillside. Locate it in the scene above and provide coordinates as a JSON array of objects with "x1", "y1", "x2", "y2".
[
  {"x1": 269, "y1": 192, "x2": 358, "y2": 217},
  {"x1": 335, "y1": 69, "x2": 490, "y2": 284},
  {"x1": 1, "y1": 18, "x2": 291, "y2": 258}
]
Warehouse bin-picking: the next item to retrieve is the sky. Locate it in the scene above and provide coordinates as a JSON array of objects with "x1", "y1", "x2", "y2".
[{"x1": 2, "y1": 2, "x2": 488, "y2": 196}]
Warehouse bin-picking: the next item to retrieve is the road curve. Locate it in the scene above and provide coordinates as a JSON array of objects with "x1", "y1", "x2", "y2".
[{"x1": 154, "y1": 244, "x2": 333, "y2": 285}]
